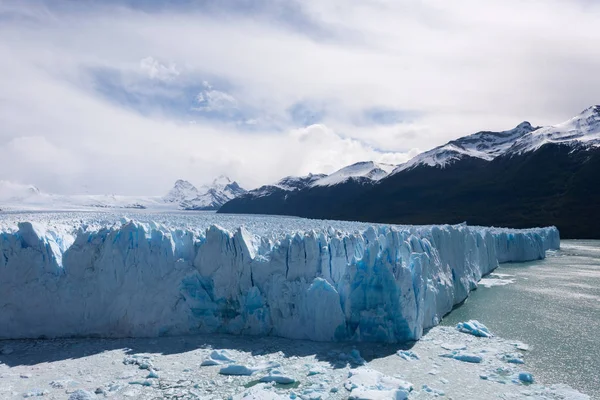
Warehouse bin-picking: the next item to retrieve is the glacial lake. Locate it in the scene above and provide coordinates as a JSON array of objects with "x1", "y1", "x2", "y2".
[{"x1": 441, "y1": 240, "x2": 600, "y2": 398}]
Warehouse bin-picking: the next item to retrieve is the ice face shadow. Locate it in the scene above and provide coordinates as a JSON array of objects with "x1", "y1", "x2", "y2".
[{"x1": 0, "y1": 333, "x2": 417, "y2": 369}]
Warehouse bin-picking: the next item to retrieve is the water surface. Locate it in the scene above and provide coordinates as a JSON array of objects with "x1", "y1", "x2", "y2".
[{"x1": 442, "y1": 240, "x2": 600, "y2": 398}]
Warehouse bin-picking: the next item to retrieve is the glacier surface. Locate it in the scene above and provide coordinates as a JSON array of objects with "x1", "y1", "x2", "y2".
[{"x1": 0, "y1": 212, "x2": 559, "y2": 342}]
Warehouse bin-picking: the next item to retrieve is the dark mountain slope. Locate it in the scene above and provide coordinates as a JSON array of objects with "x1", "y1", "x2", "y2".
[{"x1": 220, "y1": 144, "x2": 600, "y2": 238}]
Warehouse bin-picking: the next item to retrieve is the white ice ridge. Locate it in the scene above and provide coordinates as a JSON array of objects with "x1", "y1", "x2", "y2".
[{"x1": 0, "y1": 219, "x2": 559, "y2": 342}]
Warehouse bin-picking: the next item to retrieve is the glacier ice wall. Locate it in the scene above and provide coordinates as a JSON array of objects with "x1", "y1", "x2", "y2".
[{"x1": 0, "y1": 220, "x2": 559, "y2": 342}]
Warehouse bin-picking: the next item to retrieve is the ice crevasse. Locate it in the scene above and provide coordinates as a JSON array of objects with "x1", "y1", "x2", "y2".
[{"x1": 0, "y1": 220, "x2": 559, "y2": 342}]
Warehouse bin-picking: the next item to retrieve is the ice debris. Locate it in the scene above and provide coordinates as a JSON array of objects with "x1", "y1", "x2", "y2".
[
  {"x1": 68, "y1": 390, "x2": 97, "y2": 400},
  {"x1": 123, "y1": 355, "x2": 155, "y2": 370},
  {"x1": 219, "y1": 361, "x2": 280, "y2": 376},
  {"x1": 440, "y1": 352, "x2": 483, "y2": 363},
  {"x1": 219, "y1": 364, "x2": 255, "y2": 376},
  {"x1": 518, "y1": 372, "x2": 534, "y2": 384},
  {"x1": 422, "y1": 384, "x2": 445, "y2": 396},
  {"x1": 259, "y1": 369, "x2": 296, "y2": 384},
  {"x1": 345, "y1": 368, "x2": 412, "y2": 400},
  {"x1": 22, "y1": 389, "x2": 49, "y2": 398},
  {"x1": 456, "y1": 320, "x2": 493, "y2": 338},
  {"x1": 201, "y1": 349, "x2": 236, "y2": 366},
  {"x1": 511, "y1": 342, "x2": 530, "y2": 351},
  {"x1": 397, "y1": 350, "x2": 420, "y2": 361}
]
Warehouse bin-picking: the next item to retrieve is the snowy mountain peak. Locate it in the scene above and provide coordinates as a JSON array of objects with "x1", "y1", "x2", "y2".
[
  {"x1": 311, "y1": 161, "x2": 396, "y2": 187},
  {"x1": 0, "y1": 181, "x2": 41, "y2": 202},
  {"x1": 506, "y1": 105, "x2": 600, "y2": 155},
  {"x1": 514, "y1": 121, "x2": 533, "y2": 131},
  {"x1": 164, "y1": 180, "x2": 199, "y2": 203},
  {"x1": 391, "y1": 106, "x2": 600, "y2": 173},
  {"x1": 275, "y1": 174, "x2": 328, "y2": 191},
  {"x1": 164, "y1": 176, "x2": 246, "y2": 210},
  {"x1": 393, "y1": 122, "x2": 537, "y2": 173}
]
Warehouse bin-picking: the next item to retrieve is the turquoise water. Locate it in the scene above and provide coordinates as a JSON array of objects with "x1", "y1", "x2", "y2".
[{"x1": 441, "y1": 240, "x2": 600, "y2": 398}]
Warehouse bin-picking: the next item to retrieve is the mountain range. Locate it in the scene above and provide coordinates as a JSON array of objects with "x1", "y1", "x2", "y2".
[
  {"x1": 164, "y1": 176, "x2": 246, "y2": 210},
  {"x1": 0, "y1": 176, "x2": 246, "y2": 211},
  {"x1": 219, "y1": 106, "x2": 600, "y2": 239}
]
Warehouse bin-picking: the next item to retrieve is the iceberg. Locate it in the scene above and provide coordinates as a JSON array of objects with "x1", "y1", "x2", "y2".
[
  {"x1": 456, "y1": 320, "x2": 493, "y2": 338},
  {"x1": 0, "y1": 214, "x2": 559, "y2": 343}
]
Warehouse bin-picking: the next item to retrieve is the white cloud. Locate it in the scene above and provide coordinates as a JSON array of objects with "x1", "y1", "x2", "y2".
[
  {"x1": 0, "y1": 0, "x2": 598, "y2": 194},
  {"x1": 194, "y1": 87, "x2": 238, "y2": 112},
  {"x1": 139, "y1": 56, "x2": 180, "y2": 81}
]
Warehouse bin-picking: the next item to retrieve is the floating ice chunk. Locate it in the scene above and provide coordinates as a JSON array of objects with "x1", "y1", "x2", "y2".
[
  {"x1": 506, "y1": 358, "x2": 524, "y2": 364},
  {"x1": 345, "y1": 368, "x2": 412, "y2": 400},
  {"x1": 518, "y1": 372, "x2": 534, "y2": 383},
  {"x1": 22, "y1": 389, "x2": 49, "y2": 398},
  {"x1": 500, "y1": 352, "x2": 525, "y2": 364},
  {"x1": 201, "y1": 350, "x2": 236, "y2": 366},
  {"x1": 107, "y1": 383, "x2": 123, "y2": 392},
  {"x1": 50, "y1": 380, "x2": 77, "y2": 389},
  {"x1": 307, "y1": 365, "x2": 327, "y2": 376},
  {"x1": 129, "y1": 380, "x2": 153, "y2": 386},
  {"x1": 397, "y1": 350, "x2": 420, "y2": 361},
  {"x1": 422, "y1": 384, "x2": 445, "y2": 396},
  {"x1": 123, "y1": 355, "x2": 154, "y2": 370},
  {"x1": 219, "y1": 364, "x2": 255, "y2": 376},
  {"x1": 453, "y1": 353, "x2": 482, "y2": 363},
  {"x1": 259, "y1": 369, "x2": 296, "y2": 384},
  {"x1": 478, "y1": 277, "x2": 515, "y2": 288},
  {"x1": 440, "y1": 352, "x2": 482, "y2": 363},
  {"x1": 68, "y1": 390, "x2": 97, "y2": 400},
  {"x1": 456, "y1": 320, "x2": 493, "y2": 338},
  {"x1": 146, "y1": 370, "x2": 159, "y2": 379},
  {"x1": 218, "y1": 361, "x2": 280, "y2": 377},
  {"x1": 511, "y1": 342, "x2": 530, "y2": 351}
]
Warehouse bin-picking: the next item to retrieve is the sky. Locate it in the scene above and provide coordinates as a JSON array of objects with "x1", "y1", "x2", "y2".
[{"x1": 0, "y1": 0, "x2": 599, "y2": 195}]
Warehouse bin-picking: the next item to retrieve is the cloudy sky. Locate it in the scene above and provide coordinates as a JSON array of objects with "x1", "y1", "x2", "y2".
[{"x1": 0, "y1": 0, "x2": 598, "y2": 195}]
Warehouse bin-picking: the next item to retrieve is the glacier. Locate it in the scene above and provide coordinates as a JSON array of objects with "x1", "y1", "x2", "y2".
[{"x1": 0, "y1": 213, "x2": 559, "y2": 342}]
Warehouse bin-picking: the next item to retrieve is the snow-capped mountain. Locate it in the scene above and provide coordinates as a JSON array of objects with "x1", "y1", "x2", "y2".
[
  {"x1": 220, "y1": 106, "x2": 600, "y2": 239},
  {"x1": 164, "y1": 179, "x2": 200, "y2": 204},
  {"x1": 0, "y1": 181, "x2": 41, "y2": 202},
  {"x1": 311, "y1": 161, "x2": 396, "y2": 187},
  {"x1": 393, "y1": 122, "x2": 538, "y2": 173},
  {"x1": 505, "y1": 105, "x2": 600, "y2": 155},
  {"x1": 394, "y1": 105, "x2": 600, "y2": 173},
  {"x1": 164, "y1": 176, "x2": 246, "y2": 210},
  {"x1": 238, "y1": 162, "x2": 397, "y2": 200}
]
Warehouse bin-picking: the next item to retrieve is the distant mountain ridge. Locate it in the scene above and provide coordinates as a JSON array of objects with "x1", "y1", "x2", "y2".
[
  {"x1": 219, "y1": 106, "x2": 600, "y2": 239},
  {"x1": 164, "y1": 176, "x2": 246, "y2": 210},
  {"x1": 393, "y1": 121, "x2": 538, "y2": 173},
  {"x1": 0, "y1": 176, "x2": 246, "y2": 211}
]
